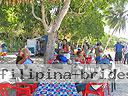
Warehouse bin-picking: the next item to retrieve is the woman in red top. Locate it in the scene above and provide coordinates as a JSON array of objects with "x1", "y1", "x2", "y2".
[
  {"x1": 75, "y1": 51, "x2": 86, "y2": 64},
  {"x1": 62, "y1": 39, "x2": 70, "y2": 60},
  {"x1": 62, "y1": 39, "x2": 69, "y2": 52}
]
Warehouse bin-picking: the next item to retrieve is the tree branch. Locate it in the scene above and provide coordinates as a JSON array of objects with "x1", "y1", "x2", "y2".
[
  {"x1": 40, "y1": 0, "x2": 48, "y2": 31},
  {"x1": 68, "y1": 11, "x2": 86, "y2": 16},
  {"x1": 78, "y1": 0, "x2": 86, "y2": 13},
  {"x1": 105, "y1": 27, "x2": 117, "y2": 50},
  {"x1": 0, "y1": 0, "x2": 2, "y2": 4},
  {"x1": 31, "y1": 2, "x2": 43, "y2": 23},
  {"x1": 48, "y1": 0, "x2": 71, "y2": 33}
]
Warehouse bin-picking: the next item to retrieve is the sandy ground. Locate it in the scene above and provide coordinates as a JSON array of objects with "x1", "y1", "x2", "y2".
[
  {"x1": 111, "y1": 65, "x2": 128, "y2": 96},
  {"x1": 104, "y1": 51, "x2": 128, "y2": 96},
  {"x1": 0, "y1": 55, "x2": 43, "y2": 64}
]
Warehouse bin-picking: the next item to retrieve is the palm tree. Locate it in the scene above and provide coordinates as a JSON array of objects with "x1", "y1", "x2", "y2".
[{"x1": 105, "y1": 0, "x2": 128, "y2": 50}]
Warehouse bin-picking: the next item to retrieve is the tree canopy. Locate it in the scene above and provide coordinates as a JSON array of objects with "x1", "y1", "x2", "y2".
[{"x1": 0, "y1": 0, "x2": 128, "y2": 52}]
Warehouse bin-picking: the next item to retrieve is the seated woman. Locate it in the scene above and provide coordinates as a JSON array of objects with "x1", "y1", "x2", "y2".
[
  {"x1": 54, "y1": 49, "x2": 68, "y2": 63},
  {"x1": 75, "y1": 50, "x2": 86, "y2": 64},
  {"x1": 62, "y1": 39, "x2": 70, "y2": 60},
  {"x1": 16, "y1": 48, "x2": 33, "y2": 64},
  {"x1": 98, "y1": 54, "x2": 110, "y2": 64}
]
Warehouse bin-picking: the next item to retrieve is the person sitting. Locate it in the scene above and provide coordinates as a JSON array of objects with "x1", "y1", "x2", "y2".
[
  {"x1": 16, "y1": 48, "x2": 33, "y2": 64},
  {"x1": 98, "y1": 54, "x2": 110, "y2": 64},
  {"x1": 62, "y1": 39, "x2": 69, "y2": 52},
  {"x1": 62, "y1": 39, "x2": 70, "y2": 60},
  {"x1": 54, "y1": 49, "x2": 68, "y2": 63},
  {"x1": 1, "y1": 43, "x2": 8, "y2": 52},
  {"x1": 75, "y1": 50, "x2": 85, "y2": 64}
]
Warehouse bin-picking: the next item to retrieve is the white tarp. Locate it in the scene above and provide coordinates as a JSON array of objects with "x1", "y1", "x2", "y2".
[{"x1": 27, "y1": 39, "x2": 37, "y2": 54}]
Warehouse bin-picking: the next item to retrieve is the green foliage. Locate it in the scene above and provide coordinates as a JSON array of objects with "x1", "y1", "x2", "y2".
[
  {"x1": 60, "y1": 1, "x2": 105, "y2": 44},
  {"x1": 0, "y1": 0, "x2": 128, "y2": 51},
  {"x1": 0, "y1": 4, "x2": 44, "y2": 51},
  {"x1": 101, "y1": 33, "x2": 115, "y2": 48},
  {"x1": 104, "y1": 0, "x2": 128, "y2": 32}
]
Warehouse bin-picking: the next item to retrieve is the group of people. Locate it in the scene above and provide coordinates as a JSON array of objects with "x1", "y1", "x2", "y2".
[
  {"x1": 54, "y1": 39, "x2": 128, "y2": 65},
  {"x1": 16, "y1": 39, "x2": 128, "y2": 65},
  {"x1": 15, "y1": 39, "x2": 128, "y2": 95},
  {"x1": 114, "y1": 41, "x2": 128, "y2": 64},
  {"x1": 53, "y1": 39, "x2": 112, "y2": 64}
]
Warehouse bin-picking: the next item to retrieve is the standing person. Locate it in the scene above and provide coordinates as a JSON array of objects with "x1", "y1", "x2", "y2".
[
  {"x1": 70, "y1": 43, "x2": 75, "y2": 59},
  {"x1": 36, "y1": 41, "x2": 40, "y2": 55},
  {"x1": 70, "y1": 43, "x2": 75, "y2": 54},
  {"x1": 94, "y1": 42, "x2": 103, "y2": 64},
  {"x1": 58, "y1": 39, "x2": 63, "y2": 50},
  {"x1": 123, "y1": 42, "x2": 128, "y2": 64},
  {"x1": 83, "y1": 41, "x2": 90, "y2": 55},
  {"x1": 55, "y1": 40, "x2": 59, "y2": 54},
  {"x1": 114, "y1": 41, "x2": 124, "y2": 64}
]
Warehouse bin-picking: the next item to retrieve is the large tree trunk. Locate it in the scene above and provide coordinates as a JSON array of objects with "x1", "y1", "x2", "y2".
[
  {"x1": 0, "y1": 0, "x2": 2, "y2": 4},
  {"x1": 44, "y1": 0, "x2": 71, "y2": 63},
  {"x1": 31, "y1": 0, "x2": 71, "y2": 63},
  {"x1": 44, "y1": 32, "x2": 56, "y2": 63}
]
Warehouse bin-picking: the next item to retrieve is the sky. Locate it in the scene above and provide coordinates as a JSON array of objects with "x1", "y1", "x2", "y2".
[{"x1": 104, "y1": 25, "x2": 128, "y2": 39}]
